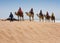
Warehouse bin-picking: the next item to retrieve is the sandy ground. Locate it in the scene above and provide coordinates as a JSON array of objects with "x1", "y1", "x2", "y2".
[{"x1": 0, "y1": 20, "x2": 60, "y2": 43}]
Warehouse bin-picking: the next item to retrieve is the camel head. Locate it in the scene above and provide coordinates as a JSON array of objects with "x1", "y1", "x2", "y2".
[
  {"x1": 36, "y1": 14, "x2": 42, "y2": 18},
  {"x1": 36, "y1": 14, "x2": 39, "y2": 17},
  {"x1": 25, "y1": 12, "x2": 28, "y2": 14},
  {"x1": 25, "y1": 12, "x2": 29, "y2": 16},
  {"x1": 15, "y1": 12, "x2": 19, "y2": 16}
]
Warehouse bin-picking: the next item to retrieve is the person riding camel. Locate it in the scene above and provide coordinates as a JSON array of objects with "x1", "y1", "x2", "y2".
[
  {"x1": 39, "y1": 10, "x2": 43, "y2": 16},
  {"x1": 18, "y1": 7, "x2": 23, "y2": 16},
  {"x1": 29, "y1": 8, "x2": 34, "y2": 15},
  {"x1": 51, "y1": 12, "x2": 54, "y2": 17},
  {"x1": 51, "y1": 12, "x2": 55, "y2": 21},
  {"x1": 46, "y1": 12, "x2": 49, "y2": 16},
  {"x1": 45, "y1": 11, "x2": 50, "y2": 20}
]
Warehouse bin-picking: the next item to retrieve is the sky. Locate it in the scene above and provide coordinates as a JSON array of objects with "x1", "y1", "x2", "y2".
[{"x1": 0, "y1": 0, "x2": 60, "y2": 19}]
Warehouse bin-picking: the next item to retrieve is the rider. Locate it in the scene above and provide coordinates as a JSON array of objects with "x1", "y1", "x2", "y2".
[
  {"x1": 46, "y1": 11, "x2": 49, "y2": 17},
  {"x1": 51, "y1": 12, "x2": 54, "y2": 17},
  {"x1": 39, "y1": 10, "x2": 43, "y2": 16},
  {"x1": 9, "y1": 12, "x2": 13, "y2": 21},
  {"x1": 18, "y1": 7, "x2": 23, "y2": 16},
  {"x1": 51, "y1": 12, "x2": 55, "y2": 19},
  {"x1": 29, "y1": 8, "x2": 34, "y2": 14}
]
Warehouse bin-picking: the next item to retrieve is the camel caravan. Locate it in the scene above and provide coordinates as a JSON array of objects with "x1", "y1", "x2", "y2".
[
  {"x1": 37, "y1": 10, "x2": 55, "y2": 22},
  {"x1": 6, "y1": 7, "x2": 55, "y2": 22}
]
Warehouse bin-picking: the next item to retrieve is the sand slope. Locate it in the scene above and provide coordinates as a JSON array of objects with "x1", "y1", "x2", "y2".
[{"x1": 0, "y1": 20, "x2": 60, "y2": 43}]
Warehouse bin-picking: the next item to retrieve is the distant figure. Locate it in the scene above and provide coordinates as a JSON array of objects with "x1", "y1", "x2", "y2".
[
  {"x1": 39, "y1": 10, "x2": 43, "y2": 16},
  {"x1": 51, "y1": 12, "x2": 55, "y2": 22},
  {"x1": 25, "y1": 8, "x2": 34, "y2": 21},
  {"x1": 15, "y1": 7, "x2": 24, "y2": 21},
  {"x1": 9, "y1": 12, "x2": 13, "y2": 21},
  {"x1": 36, "y1": 10, "x2": 44, "y2": 21},
  {"x1": 29, "y1": 8, "x2": 34, "y2": 15},
  {"x1": 44, "y1": 11, "x2": 50, "y2": 21}
]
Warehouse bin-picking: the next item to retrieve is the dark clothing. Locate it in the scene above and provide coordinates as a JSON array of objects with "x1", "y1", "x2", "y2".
[
  {"x1": 29, "y1": 11, "x2": 34, "y2": 14},
  {"x1": 39, "y1": 10, "x2": 43, "y2": 16},
  {"x1": 51, "y1": 15, "x2": 55, "y2": 20},
  {"x1": 9, "y1": 13, "x2": 13, "y2": 21},
  {"x1": 46, "y1": 12, "x2": 49, "y2": 18},
  {"x1": 39, "y1": 13, "x2": 43, "y2": 16},
  {"x1": 9, "y1": 14, "x2": 13, "y2": 18},
  {"x1": 29, "y1": 8, "x2": 34, "y2": 14}
]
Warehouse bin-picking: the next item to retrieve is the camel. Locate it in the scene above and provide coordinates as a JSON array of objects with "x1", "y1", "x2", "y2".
[
  {"x1": 15, "y1": 8, "x2": 24, "y2": 21},
  {"x1": 25, "y1": 12, "x2": 34, "y2": 21},
  {"x1": 50, "y1": 12, "x2": 55, "y2": 22},
  {"x1": 36, "y1": 10, "x2": 44, "y2": 22},
  {"x1": 44, "y1": 15, "x2": 51, "y2": 22},
  {"x1": 44, "y1": 12, "x2": 51, "y2": 22},
  {"x1": 15, "y1": 12, "x2": 24, "y2": 21},
  {"x1": 36, "y1": 14, "x2": 44, "y2": 22}
]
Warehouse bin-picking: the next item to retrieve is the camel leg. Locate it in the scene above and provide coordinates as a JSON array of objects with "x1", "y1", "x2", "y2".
[
  {"x1": 22, "y1": 17, "x2": 24, "y2": 21},
  {"x1": 29, "y1": 17, "x2": 31, "y2": 21},
  {"x1": 47, "y1": 19, "x2": 50, "y2": 22},
  {"x1": 18, "y1": 16, "x2": 19, "y2": 21},
  {"x1": 42, "y1": 19, "x2": 44, "y2": 22},
  {"x1": 42, "y1": 17, "x2": 44, "y2": 22},
  {"x1": 32, "y1": 16, "x2": 34, "y2": 21},
  {"x1": 53, "y1": 18, "x2": 55, "y2": 23},
  {"x1": 45, "y1": 18, "x2": 47, "y2": 22},
  {"x1": 41, "y1": 17, "x2": 43, "y2": 22},
  {"x1": 51, "y1": 18, "x2": 53, "y2": 22},
  {"x1": 48, "y1": 19, "x2": 50, "y2": 22},
  {"x1": 54, "y1": 19, "x2": 55, "y2": 23},
  {"x1": 44, "y1": 18, "x2": 46, "y2": 22},
  {"x1": 20, "y1": 17, "x2": 21, "y2": 21},
  {"x1": 52, "y1": 19, "x2": 55, "y2": 23},
  {"x1": 39, "y1": 18, "x2": 41, "y2": 22}
]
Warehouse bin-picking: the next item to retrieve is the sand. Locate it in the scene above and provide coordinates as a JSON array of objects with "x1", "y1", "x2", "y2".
[{"x1": 0, "y1": 20, "x2": 60, "y2": 43}]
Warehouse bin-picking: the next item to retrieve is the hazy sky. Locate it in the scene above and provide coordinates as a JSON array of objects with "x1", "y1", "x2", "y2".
[{"x1": 0, "y1": 0, "x2": 60, "y2": 19}]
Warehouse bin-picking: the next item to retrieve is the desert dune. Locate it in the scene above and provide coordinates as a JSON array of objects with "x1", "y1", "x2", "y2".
[{"x1": 0, "y1": 20, "x2": 60, "y2": 43}]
